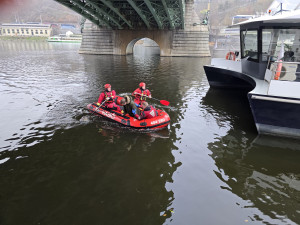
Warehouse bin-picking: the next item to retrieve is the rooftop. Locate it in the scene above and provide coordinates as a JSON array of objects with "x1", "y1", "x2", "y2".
[
  {"x1": 231, "y1": 9, "x2": 300, "y2": 27},
  {"x1": 1, "y1": 23, "x2": 52, "y2": 28}
]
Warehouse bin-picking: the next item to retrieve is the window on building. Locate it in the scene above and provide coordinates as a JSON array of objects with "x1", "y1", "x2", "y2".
[
  {"x1": 35, "y1": 30, "x2": 38, "y2": 34},
  {"x1": 2, "y1": 29, "x2": 5, "y2": 34},
  {"x1": 45, "y1": 30, "x2": 48, "y2": 34},
  {"x1": 12, "y1": 29, "x2": 15, "y2": 33},
  {"x1": 21, "y1": 29, "x2": 24, "y2": 34},
  {"x1": 17, "y1": 29, "x2": 19, "y2": 33},
  {"x1": 26, "y1": 29, "x2": 29, "y2": 34},
  {"x1": 40, "y1": 30, "x2": 43, "y2": 34},
  {"x1": 31, "y1": 30, "x2": 34, "y2": 35},
  {"x1": 7, "y1": 29, "x2": 10, "y2": 34}
]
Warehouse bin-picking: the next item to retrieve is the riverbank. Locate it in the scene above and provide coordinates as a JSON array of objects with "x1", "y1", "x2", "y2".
[{"x1": 0, "y1": 36, "x2": 47, "y2": 41}]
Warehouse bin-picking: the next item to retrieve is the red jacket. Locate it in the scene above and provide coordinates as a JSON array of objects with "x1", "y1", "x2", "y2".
[
  {"x1": 97, "y1": 90, "x2": 116, "y2": 104},
  {"x1": 132, "y1": 88, "x2": 151, "y2": 104},
  {"x1": 135, "y1": 106, "x2": 158, "y2": 120}
]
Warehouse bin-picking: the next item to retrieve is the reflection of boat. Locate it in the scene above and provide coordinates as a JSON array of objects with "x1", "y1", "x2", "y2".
[
  {"x1": 204, "y1": 1, "x2": 300, "y2": 138},
  {"x1": 47, "y1": 35, "x2": 82, "y2": 43},
  {"x1": 87, "y1": 101, "x2": 170, "y2": 130}
]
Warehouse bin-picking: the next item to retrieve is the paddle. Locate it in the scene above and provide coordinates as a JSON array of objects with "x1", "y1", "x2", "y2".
[
  {"x1": 91, "y1": 99, "x2": 107, "y2": 115},
  {"x1": 151, "y1": 97, "x2": 170, "y2": 106},
  {"x1": 134, "y1": 93, "x2": 170, "y2": 106}
]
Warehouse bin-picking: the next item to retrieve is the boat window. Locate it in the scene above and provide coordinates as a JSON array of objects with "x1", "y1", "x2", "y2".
[
  {"x1": 241, "y1": 30, "x2": 258, "y2": 60},
  {"x1": 262, "y1": 29, "x2": 300, "y2": 62}
]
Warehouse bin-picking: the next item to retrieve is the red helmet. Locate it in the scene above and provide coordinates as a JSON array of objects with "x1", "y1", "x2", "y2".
[
  {"x1": 104, "y1": 84, "x2": 111, "y2": 89},
  {"x1": 139, "y1": 82, "x2": 146, "y2": 88}
]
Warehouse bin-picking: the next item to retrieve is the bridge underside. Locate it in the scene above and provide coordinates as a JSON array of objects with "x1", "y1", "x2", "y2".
[
  {"x1": 54, "y1": 0, "x2": 210, "y2": 57},
  {"x1": 55, "y1": 0, "x2": 185, "y2": 30}
]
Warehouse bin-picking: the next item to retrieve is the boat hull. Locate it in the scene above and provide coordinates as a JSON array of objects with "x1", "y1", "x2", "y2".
[
  {"x1": 87, "y1": 103, "x2": 170, "y2": 130},
  {"x1": 204, "y1": 65, "x2": 255, "y2": 90},
  {"x1": 248, "y1": 94, "x2": 300, "y2": 138}
]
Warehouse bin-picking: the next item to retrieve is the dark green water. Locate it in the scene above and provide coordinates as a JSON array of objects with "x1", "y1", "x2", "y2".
[{"x1": 0, "y1": 41, "x2": 299, "y2": 225}]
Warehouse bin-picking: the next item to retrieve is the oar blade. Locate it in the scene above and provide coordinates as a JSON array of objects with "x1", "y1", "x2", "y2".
[{"x1": 160, "y1": 100, "x2": 170, "y2": 106}]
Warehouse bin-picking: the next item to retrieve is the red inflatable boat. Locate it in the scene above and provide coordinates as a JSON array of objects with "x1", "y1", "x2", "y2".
[{"x1": 87, "y1": 98, "x2": 170, "y2": 130}]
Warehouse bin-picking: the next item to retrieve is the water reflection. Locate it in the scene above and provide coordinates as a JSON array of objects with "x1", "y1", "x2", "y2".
[
  {"x1": 203, "y1": 89, "x2": 300, "y2": 224},
  {"x1": 0, "y1": 123, "x2": 179, "y2": 224},
  {"x1": 0, "y1": 41, "x2": 185, "y2": 224},
  {"x1": 1, "y1": 40, "x2": 299, "y2": 225}
]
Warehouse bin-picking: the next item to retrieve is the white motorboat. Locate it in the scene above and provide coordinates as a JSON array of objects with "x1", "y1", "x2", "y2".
[{"x1": 204, "y1": 1, "x2": 300, "y2": 138}]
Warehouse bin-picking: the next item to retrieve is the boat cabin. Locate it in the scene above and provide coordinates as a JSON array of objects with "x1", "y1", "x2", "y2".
[{"x1": 239, "y1": 10, "x2": 300, "y2": 81}]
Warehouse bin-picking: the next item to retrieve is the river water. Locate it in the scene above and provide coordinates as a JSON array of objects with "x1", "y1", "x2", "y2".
[{"x1": 0, "y1": 40, "x2": 299, "y2": 225}]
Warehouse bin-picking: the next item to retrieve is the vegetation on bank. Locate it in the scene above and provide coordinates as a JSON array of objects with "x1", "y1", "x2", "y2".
[{"x1": 0, "y1": 36, "x2": 48, "y2": 41}]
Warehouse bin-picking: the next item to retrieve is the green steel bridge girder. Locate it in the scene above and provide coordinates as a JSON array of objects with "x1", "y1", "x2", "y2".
[
  {"x1": 84, "y1": 0, "x2": 123, "y2": 29},
  {"x1": 127, "y1": 0, "x2": 151, "y2": 29},
  {"x1": 68, "y1": 0, "x2": 113, "y2": 28},
  {"x1": 100, "y1": 0, "x2": 133, "y2": 28},
  {"x1": 179, "y1": 0, "x2": 185, "y2": 29},
  {"x1": 54, "y1": 0, "x2": 186, "y2": 30},
  {"x1": 54, "y1": 0, "x2": 110, "y2": 28},
  {"x1": 161, "y1": 0, "x2": 175, "y2": 29},
  {"x1": 143, "y1": 0, "x2": 163, "y2": 29}
]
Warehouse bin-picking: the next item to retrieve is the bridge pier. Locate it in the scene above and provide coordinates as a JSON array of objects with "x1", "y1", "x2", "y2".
[{"x1": 79, "y1": 1, "x2": 210, "y2": 57}]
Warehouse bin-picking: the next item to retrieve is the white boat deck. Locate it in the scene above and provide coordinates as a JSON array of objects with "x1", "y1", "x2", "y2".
[
  {"x1": 210, "y1": 58, "x2": 300, "y2": 98},
  {"x1": 210, "y1": 58, "x2": 270, "y2": 95}
]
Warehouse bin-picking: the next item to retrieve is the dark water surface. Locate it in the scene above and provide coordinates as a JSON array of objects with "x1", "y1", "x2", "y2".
[{"x1": 0, "y1": 41, "x2": 300, "y2": 225}]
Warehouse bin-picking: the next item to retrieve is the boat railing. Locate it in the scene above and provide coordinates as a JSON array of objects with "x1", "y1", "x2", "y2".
[{"x1": 269, "y1": 61, "x2": 300, "y2": 82}]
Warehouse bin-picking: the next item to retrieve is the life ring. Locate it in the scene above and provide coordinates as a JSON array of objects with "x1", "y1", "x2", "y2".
[
  {"x1": 226, "y1": 51, "x2": 236, "y2": 61},
  {"x1": 274, "y1": 60, "x2": 282, "y2": 80}
]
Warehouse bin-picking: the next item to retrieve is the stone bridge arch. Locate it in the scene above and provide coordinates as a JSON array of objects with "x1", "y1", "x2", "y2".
[
  {"x1": 120, "y1": 30, "x2": 172, "y2": 56},
  {"x1": 126, "y1": 37, "x2": 160, "y2": 55}
]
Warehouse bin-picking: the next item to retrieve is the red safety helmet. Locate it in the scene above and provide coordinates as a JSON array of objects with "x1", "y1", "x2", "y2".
[
  {"x1": 139, "y1": 82, "x2": 146, "y2": 88},
  {"x1": 104, "y1": 84, "x2": 111, "y2": 89}
]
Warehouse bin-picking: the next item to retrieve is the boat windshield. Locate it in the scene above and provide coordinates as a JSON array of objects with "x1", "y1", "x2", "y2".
[
  {"x1": 241, "y1": 30, "x2": 258, "y2": 60},
  {"x1": 262, "y1": 28, "x2": 300, "y2": 62},
  {"x1": 263, "y1": 28, "x2": 300, "y2": 82}
]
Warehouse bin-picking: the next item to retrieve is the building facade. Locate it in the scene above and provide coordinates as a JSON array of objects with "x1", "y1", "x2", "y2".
[{"x1": 0, "y1": 23, "x2": 52, "y2": 37}]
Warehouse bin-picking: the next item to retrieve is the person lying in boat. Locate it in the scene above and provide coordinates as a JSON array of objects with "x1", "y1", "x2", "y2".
[
  {"x1": 97, "y1": 84, "x2": 122, "y2": 111},
  {"x1": 132, "y1": 82, "x2": 151, "y2": 106},
  {"x1": 134, "y1": 101, "x2": 158, "y2": 120},
  {"x1": 120, "y1": 95, "x2": 141, "y2": 117}
]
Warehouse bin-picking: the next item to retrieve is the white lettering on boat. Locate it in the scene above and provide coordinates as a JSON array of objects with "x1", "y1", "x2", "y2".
[
  {"x1": 98, "y1": 109, "x2": 116, "y2": 119},
  {"x1": 150, "y1": 118, "x2": 166, "y2": 125}
]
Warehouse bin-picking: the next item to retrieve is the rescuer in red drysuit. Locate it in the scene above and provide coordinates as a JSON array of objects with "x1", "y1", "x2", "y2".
[
  {"x1": 97, "y1": 84, "x2": 122, "y2": 112},
  {"x1": 132, "y1": 82, "x2": 152, "y2": 106},
  {"x1": 135, "y1": 101, "x2": 158, "y2": 120}
]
